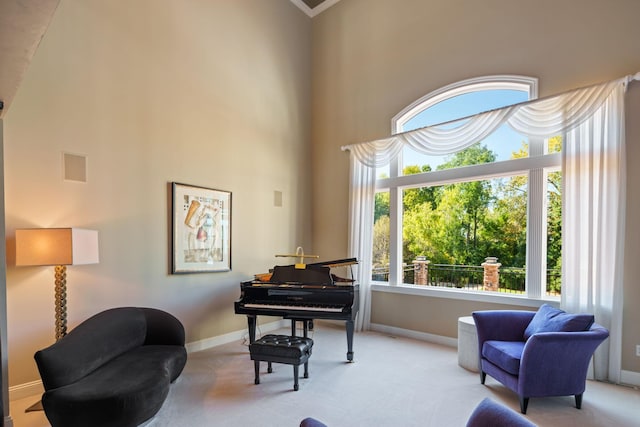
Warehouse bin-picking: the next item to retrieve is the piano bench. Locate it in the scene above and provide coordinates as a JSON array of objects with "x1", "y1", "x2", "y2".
[{"x1": 249, "y1": 334, "x2": 314, "y2": 391}]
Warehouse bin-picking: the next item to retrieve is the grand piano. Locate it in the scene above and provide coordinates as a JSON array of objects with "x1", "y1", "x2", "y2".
[{"x1": 234, "y1": 258, "x2": 359, "y2": 361}]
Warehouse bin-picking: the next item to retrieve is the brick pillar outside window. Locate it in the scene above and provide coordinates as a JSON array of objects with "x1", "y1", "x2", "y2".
[
  {"x1": 413, "y1": 256, "x2": 430, "y2": 285},
  {"x1": 482, "y1": 257, "x2": 501, "y2": 291}
]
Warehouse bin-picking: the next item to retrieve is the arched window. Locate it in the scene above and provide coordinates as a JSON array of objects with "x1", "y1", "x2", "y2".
[{"x1": 373, "y1": 75, "x2": 561, "y2": 299}]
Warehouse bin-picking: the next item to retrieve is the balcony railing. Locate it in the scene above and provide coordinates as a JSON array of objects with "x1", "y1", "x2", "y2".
[{"x1": 371, "y1": 262, "x2": 561, "y2": 296}]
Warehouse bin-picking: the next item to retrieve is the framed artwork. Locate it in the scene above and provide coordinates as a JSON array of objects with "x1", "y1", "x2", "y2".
[{"x1": 172, "y1": 182, "x2": 231, "y2": 273}]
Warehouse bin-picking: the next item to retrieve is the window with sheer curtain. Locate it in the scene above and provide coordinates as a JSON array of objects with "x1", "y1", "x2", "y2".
[
  {"x1": 374, "y1": 75, "x2": 561, "y2": 299},
  {"x1": 343, "y1": 73, "x2": 638, "y2": 383}
]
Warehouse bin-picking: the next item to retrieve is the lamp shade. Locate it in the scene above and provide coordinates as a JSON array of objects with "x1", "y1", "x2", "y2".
[{"x1": 16, "y1": 228, "x2": 99, "y2": 266}]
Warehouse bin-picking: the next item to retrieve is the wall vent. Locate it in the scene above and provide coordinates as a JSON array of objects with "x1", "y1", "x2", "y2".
[{"x1": 63, "y1": 152, "x2": 87, "y2": 183}]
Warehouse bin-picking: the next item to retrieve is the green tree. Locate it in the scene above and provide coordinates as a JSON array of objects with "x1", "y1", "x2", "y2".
[
  {"x1": 372, "y1": 138, "x2": 562, "y2": 294},
  {"x1": 434, "y1": 180, "x2": 493, "y2": 264},
  {"x1": 374, "y1": 192, "x2": 389, "y2": 222},
  {"x1": 433, "y1": 144, "x2": 496, "y2": 264},
  {"x1": 486, "y1": 173, "x2": 527, "y2": 267},
  {"x1": 546, "y1": 136, "x2": 562, "y2": 293},
  {"x1": 372, "y1": 215, "x2": 390, "y2": 268},
  {"x1": 402, "y1": 201, "x2": 439, "y2": 261},
  {"x1": 436, "y1": 144, "x2": 496, "y2": 170},
  {"x1": 403, "y1": 165, "x2": 438, "y2": 211}
]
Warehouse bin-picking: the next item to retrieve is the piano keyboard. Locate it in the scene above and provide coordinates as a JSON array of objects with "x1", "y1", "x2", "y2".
[{"x1": 243, "y1": 303, "x2": 344, "y2": 312}]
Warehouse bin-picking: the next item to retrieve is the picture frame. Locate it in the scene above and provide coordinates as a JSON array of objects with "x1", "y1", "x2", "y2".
[{"x1": 171, "y1": 182, "x2": 231, "y2": 273}]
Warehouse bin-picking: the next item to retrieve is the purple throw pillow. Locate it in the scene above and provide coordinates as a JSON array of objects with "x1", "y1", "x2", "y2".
[{"x1": 523, "y1": 303, "x2": 594, "y2": 341}]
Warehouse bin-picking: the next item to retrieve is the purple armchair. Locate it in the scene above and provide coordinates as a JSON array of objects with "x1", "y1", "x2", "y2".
[
  {"x1": 466, "y1": 397, "x2": 537, "y2": 427},
  {"x1": 472, "y1": 305, "x2": 609, "y2": 414}
]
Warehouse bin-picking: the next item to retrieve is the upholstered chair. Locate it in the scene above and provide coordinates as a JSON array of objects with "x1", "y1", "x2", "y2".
[
  {"x1": 472, "y1": 304, "x2": 609, "y2": 414},
  {"x1": 300, "y1": 417, "x2": 328, "y2": 427},
  {"x1": 466, "y1": 397, "x2": 537, "y2": 427}
]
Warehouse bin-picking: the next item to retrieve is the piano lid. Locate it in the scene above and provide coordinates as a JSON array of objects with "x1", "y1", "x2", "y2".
[
  {"x1": 254, "y1": 257, "x2": 358, "y2": 286},
  {"x1": 270, "y1": 264, "x2": 332, "y2": 285},
  {"x1": 307, "y1": 258, "x2": 358, "y2": 268}
]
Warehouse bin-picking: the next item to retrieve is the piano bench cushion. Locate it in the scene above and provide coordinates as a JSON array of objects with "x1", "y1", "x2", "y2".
[{"x1": 250, "y1": 335, "x2": 313, "y2": 364}]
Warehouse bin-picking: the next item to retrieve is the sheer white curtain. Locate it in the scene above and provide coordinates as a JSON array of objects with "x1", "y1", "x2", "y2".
[
  {"x1": 342, "y1": 74, "x2": 637, "y2": 382},
  {"x1": 347, "y1": 158, "x2": 375, "y2": 331},
  {"x1": 562, "y1": 82, "x2": 627, "y2": 382}
]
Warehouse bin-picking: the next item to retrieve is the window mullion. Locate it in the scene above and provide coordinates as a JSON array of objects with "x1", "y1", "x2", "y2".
[
  {"x1": 526, "y1": 137, "x2": 547, "y2": 299},
  {"x1": 389, "y1": 187, "x2": 402, "y2": 285},
  {"x1": 389, "y1": 154, "x2": 402, "y2": 285}
]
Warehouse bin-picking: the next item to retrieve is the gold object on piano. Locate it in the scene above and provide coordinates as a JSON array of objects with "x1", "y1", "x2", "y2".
[
  {"x1": 254, "y1": 272, "x2": 272, "y2": 282},
  {"x1": 275, "y1": 246, "x2": 319, "y2": 269}
]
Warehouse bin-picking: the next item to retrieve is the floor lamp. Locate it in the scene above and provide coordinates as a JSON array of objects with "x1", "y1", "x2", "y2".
[{"x1": 15, "y1": 228, "x2": 99, "y2": 411}]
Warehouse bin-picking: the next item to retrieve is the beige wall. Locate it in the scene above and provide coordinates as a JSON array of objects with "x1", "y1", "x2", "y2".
[
  {"x1": 622, "y1": 83, "x2": 640, "y2": 371},
  {"x1": 0, "y1": 119, "x2": 8, "y2": 415},
  {"x1": 311, "y1": 0, "x2": 640, "y2": 374},
  {"x1": 372, "y1": 292, "x2": 538, "y2": 339},
  {"x1": 4, "y1": 0, "x2": 311, "y2": 387}
]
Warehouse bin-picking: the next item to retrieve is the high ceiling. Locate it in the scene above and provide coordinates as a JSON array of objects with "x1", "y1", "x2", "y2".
[
  {"x1": 0, "y1": 0, "x2": 340, "y2": 119},
  {"x1": 291, "y1": 0, "x2": 341, "y2": 17},
  {"x1": 0, "y1": 0, "x2": 60, "y2": 119}
]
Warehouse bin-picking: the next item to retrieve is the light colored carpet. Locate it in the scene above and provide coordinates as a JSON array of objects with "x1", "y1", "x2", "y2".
[{"x1": 12, "y1": 322, "x2": 640, "y2": 427}]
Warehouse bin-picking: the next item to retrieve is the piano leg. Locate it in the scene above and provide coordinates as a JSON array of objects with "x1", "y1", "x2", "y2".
[
  {"x1": 247, "y1": 315, "x2": 257, "y2": 343},
  {"x1": 291, "y1": 319, "x2": 310, "y2": 338},
  {"x1": 346, "y1": 319, "x2": 355, "y2": 362}
]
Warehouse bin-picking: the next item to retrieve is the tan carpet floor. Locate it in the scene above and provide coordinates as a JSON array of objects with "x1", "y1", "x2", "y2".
[{"x1": 11, "y1": 322, "x2": 640, "y2": 427}]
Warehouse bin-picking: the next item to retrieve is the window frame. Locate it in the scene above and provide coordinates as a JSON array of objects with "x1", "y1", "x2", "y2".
[{"x1": 377, "y1": 75, "x2": 560, "y2": 301}]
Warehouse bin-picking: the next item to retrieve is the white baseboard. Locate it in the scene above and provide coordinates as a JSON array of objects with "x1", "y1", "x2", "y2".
[
  {"x1": 369, "y1": 323, "x2": 458, "y2": 348},
  {"x1": 9, "y1": 379, "x2": 43, "y2": 402},
  {"x1": 185, "y1": 319, "x2": 286, "y2": 353},
  {"x1": 621, "y1": 369, "x2": 640, "y2": 388}
]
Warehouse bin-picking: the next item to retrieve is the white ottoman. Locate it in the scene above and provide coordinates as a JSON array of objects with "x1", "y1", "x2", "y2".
[{"x1": 458, "y1": 316, "x2": 479, "y2": 372}]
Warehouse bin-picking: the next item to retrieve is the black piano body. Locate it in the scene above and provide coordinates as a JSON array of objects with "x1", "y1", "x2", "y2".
[{"x1": 234, "y1": 258, "x2": 359, "y2": 361}]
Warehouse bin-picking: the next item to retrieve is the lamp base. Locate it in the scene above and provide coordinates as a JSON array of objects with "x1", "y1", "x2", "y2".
[
  {"x1": 23, "y1": 266, "x2": 71, "y2": 412},
  {"x1": 54, "y1": 265, "x2": 68, "y2": 340}
]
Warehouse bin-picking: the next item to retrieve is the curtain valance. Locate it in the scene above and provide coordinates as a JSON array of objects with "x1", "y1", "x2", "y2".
[{"x1": 342, "y1": 74, "x2": 639, "y2": 168}]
